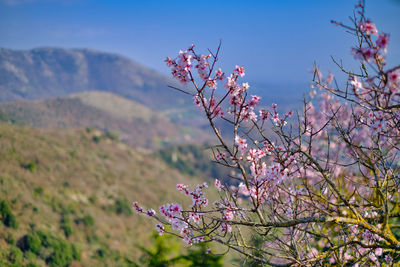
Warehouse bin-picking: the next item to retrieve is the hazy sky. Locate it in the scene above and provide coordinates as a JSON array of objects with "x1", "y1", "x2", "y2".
[{"x1": 1, "y1": 0, "x2": 399, "y2": 85}]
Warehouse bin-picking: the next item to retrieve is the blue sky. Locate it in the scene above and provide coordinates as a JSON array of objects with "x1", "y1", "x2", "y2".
[{"x1": 1, "y1": 0, "x2": 399, "y2": 85}]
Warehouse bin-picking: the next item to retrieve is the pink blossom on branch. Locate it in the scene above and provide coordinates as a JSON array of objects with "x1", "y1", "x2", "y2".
[
  {"x1": 136, "y1": 1, "x2": 400, "y2": 265},
  {"x1": 359, "y1": 19, "x2": 378, "y2": 35}
]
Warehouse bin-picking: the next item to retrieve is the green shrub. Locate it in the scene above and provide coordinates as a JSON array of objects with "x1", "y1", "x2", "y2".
[
  {"x1": 8, "y1": 246, "x2": 23, "y2": 265},
  {"x1": 82, "y1": 215, "x2": 94, "y2": 227},
  {"x1": 88, "y1": 195, "x2": 97, "y2": 204},
  {"x1": 114, "y1": 198, "x2": 133, "y2": 216},
  {"x1": 24, "y1": 251, "x2": 37, "y2": 261},
  {"x1": 94, "y1": 247, "x2": 108, "y2": 260},
  {"x1": 18, "y1": 231, "x2": 42, "y2": 254},
  {"x1": 60, "y1": 215, "x2": 73, "y2": 237},
  {"x1": 33, "y1": 187, "x2": 43, "y2": 197},
  {"x1": 138, "y1": 232, "x2": 224, "y2": 267},
  {"x1": 0, "y1": 200, "x2": 18, "y2": 229},
  {"x1": 182, "y1": 242, "x2": 223, "y2": 267},
  {"x1": 92, "y1": 135, "x2": 101, "y2": 143},
  {"x1": 75, "y1": 215, "x2": 94, "y2": 227},
  {"x1": 18, "y1": 230, "x2": 80, "y2": 267},
  {"x1": 104, "y1": 130, "x2": 119, "y2": 141},
  {"x1": 46, "y1": 241, "x2": 80, "y2": 267},
  {"x1": 6, "y1": 232, "x2": 15, "y2": 245},
  {"x1": 22, "y1": 161, "x2": 36, "y2": 172}
]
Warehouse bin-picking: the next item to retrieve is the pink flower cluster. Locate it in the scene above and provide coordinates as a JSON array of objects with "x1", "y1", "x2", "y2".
[
  {"x1": 132, "y1": 201, "x2": 156, "y2": 217},
  {"x1": 165, "y1": 49, "x2": 192, "y2": 83},
  {"x1": 359, "y1": 19, "x2": 378, "y2": 36},
  {"x1": 176, "y1": 183, "x2": 209, "y2": 208},
  {"x1": 214, "y1": 179, "x2": 224, "y2": 192},
  {"x1": 351, "y1": 18, "x2": 391, "y2": 64},
  {"x1": 195, "y1": 54, "x2": 210, "y2": 81}
]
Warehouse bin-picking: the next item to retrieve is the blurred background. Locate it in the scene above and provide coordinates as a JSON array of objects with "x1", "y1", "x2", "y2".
[{"x1": 0, "y1": 0, "x2": 399, "y2": 266}]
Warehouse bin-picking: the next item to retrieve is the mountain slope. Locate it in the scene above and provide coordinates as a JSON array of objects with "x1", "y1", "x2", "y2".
[
  {"x1": 0, "y1": 47, "x2": 189, "y2": 111},
  {"x1": 0, "y1": 122, "x2": 215, "y2": 266},
  {"x1": 0, "y1": 91, "x2": 213, "y2": 150}
]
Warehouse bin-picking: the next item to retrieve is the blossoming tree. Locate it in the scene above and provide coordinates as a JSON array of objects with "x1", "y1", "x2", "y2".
[{"x1": 134, "y1": 1, "x2": 400, "y2": 265}]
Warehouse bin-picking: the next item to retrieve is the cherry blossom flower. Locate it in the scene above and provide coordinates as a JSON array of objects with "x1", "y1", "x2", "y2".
[
  {"x1": 235, "y1": 135, "x2": 248, "y2": 154},
  {"x1": 352, "y1": 47, "x2": 377, "y2": 62},
  {"x1": 214, "y1": 179, "x2": 224, "y2": 191},
  {"x1": 359, "y1": 19, "x2": 378, "y2": 35},
  {"x1": 350, "y1": 76, "x2": 363, "y2": 92},
  {"x1": 376, "y1": 33, "x2": 390, "y2": 51},
  {"x1": 220, "y1": 223, "x2": 232, "y2": 233},
  {"x1": 145, "y1": 209, "x2": 156, "y2": 217},
  {"x1": 215, "y1": 68, "x2": 225, "y2": 80},
  {"x1": 132, "y1": 201, "x2": 143, "y2": 213},
  {"x1": 242, "y1": 82, "x2": 250, "y2": 91},
  {"x1": 259, "y1": 109, "x2": 269, "y2": 120},
  {"x1": 235, "y1": 65, "x2": 245, "y2": 77},
  {"x1": 156, "y1": 224, "x2": 165, "y2": 235},
  {"x1": 248, "y1": 95, "x2": 261, "y2": 107},
  {"x1": 215, "y1": 152, "x2": 226, "y2": 161}
]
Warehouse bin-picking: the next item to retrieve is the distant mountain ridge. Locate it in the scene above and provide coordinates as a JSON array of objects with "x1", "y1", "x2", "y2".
[{"x1": 0, "y1": 47, "x2": 189, "y2": 111}]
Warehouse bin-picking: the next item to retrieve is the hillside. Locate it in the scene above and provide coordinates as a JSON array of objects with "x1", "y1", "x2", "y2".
[
  {"x1": 0, "y1": 122, "x2": 217, "y2": 266},
  {"x1": 156, "y1": 144, "x2": 232, "y2": 184},
  {"x1": 0, "y1": 47, "x2": 208, "y2": 128},
  {"x1": 0, "y1": 48, "x2": 178, "y2": 108},
  {"x1": 0, "y1": 91, "x2": 213, "y2": 150}
]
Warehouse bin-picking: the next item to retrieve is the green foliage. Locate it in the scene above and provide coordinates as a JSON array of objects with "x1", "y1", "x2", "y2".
[
  {"x1": 45, "y1": 239, "x2": 80, "y2": 267},
  {"x1": 180, "y1": 243, "x2": 223, "y2": 267},
  {"x1": 75, "y1": 215, "x2": 95, "y2": 227},
  {"x1": 18, "y1": 230, "x2": 81, "y2": 267},
  {"x1": 104, "y1": 130, "x2": 119, "y2": 141},
  {"x1": 32, "y1": 206, "x2": 39, "y2": 213},
  {"x1": 138, "y1": 233, "x2": 181, "y2": 267},
  {"x1": 138, "y1": 233, "x2": 224, "y2": 267},
  {"x1": 33, "y1": 186, "x2": 43, "y2": 197},
  {"x1": 88, "y1": 195, "x2": 97, "y2": 204},
  {"x1": 0, "y1": 110, "x2": 20, "y2": 124},
  {"x1": 114, "y1": 198, "x2": 133, "y2": 216},
  {"x1": 60, "y1": 214, "x2": 73, "y2": 237},
  {"x1": 21, "y1": 161, "x2": 36, "y2": 172},
  {"x1": 18, "y1": 231, "x2": 42, "y2": 254},
  {"x1": 94, "y1": 247, "x2": 108, "y2": 260},
  {"x1": 92, "y1": 135, "x2": 101, "y2": 143},
  {"x1": 24, "y1": 251, "x2": 37, "y2": 262},
  {"x1": 0, "y1": 200, "x2": 18, "y2": 229},
  {"x1": 8, "y1": 246, "x2": 23, "y2": 266},
  {"x1": 157, "y1": 144, "x2": 230, "y2": 183},
  {"x1": 6, "y1": 232, "x2": 15, "y2": 245}
]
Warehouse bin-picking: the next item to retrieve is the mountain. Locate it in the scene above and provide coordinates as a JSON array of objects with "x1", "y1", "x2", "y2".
[
  {"x1": 0, "y1": 122, "x2": 218, "y2": 266},
  {"x1": 0, "y1": 47, "x2": 307, "y2": 132},
  {"x1": 0, "y1": 47, "x2": 195, "y2": 112},
  {"x1": 0, "y1": 91, "x2": 213, "y2": 150}
]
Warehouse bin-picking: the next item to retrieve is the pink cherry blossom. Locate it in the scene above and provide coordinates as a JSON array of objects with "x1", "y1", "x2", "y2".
[
  {"x1": 155, "y1": 224, "x2": 165, "y2": 235},
  {"x1": 359, "y1": 19, "x2": 378, "y2": 35},
  {"x1": 376, "y1": 33, "x2": 390, "y2": 51},
  {"x1": 235, "y1": 65, "x2": 245, "y2": 77},
  {"x1": 214, "y1": 179, "x2": 224, "y2": 191}
]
